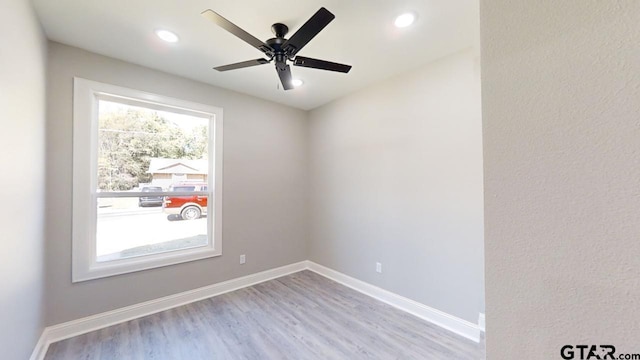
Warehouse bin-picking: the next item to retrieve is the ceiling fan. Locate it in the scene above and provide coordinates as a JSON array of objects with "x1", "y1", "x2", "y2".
[{"x1": 201, "y1": 7, "x2": 352, "y2": 90}]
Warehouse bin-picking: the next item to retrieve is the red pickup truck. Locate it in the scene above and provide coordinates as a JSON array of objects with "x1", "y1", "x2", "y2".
[{"x1": 162, "y1": 182, "x2": 208, "y2": 220}]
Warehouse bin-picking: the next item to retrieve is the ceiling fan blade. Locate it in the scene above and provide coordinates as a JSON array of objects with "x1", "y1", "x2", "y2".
[
  {"x1": 201, "y1": 9, "x2": 274, "y2": 55},
  {"x1": 214, "y1": 58, "x2": 270, "y2": 72},
  {"x1": 282, "y1": 7, "x2": 335, "y2": 56},
  {"x1": 276, "y1": 64, "x2": 294, "y2": 90},
  {"x1": 293, "y1": 56, "x2": 352, "y2": 73}
]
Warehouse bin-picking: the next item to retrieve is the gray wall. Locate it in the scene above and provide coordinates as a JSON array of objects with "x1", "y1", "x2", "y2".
[
  {"x1": 0, "y1": 0, "x2": 47, "y2": 358},
  {"x1": 45, "y1": 43, "x2": 309, "y2": 325},
  {"x1": 481, "y1": 0, "x2": 640, "y2": 357},
  {"x1": 308, "y1": 50, "x2": 484, "y2": 323}
]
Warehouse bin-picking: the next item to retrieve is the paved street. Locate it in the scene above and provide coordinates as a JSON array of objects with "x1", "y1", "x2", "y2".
[{"x1": 96, "y1": 204, "x2": 207, "y2": 261}]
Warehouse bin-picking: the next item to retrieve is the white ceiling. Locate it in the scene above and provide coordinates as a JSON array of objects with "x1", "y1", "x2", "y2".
[{"x1": 32, "y1": 0, "x2": 478, "y2": 110}]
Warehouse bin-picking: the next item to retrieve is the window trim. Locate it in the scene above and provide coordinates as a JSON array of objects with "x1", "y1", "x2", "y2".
[{"x1": 72, "y1": 77, "x2": 223, "y2": 282}]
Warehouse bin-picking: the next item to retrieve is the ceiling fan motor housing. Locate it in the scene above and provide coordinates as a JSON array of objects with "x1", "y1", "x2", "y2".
[{"x1": 266, "y1": 37, "x2": 287, "y2": 65}]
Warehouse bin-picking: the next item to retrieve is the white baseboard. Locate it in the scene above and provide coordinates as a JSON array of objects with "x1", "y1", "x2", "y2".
[
  {"x1": 306, "y1": 261, "x2": 482, "y2": 343},
  {"x1": 31, "y1": 260, "x2": 482, "y2": 359},
  {"x1": 478, "y1": 313, "x2": 485, "y2": 332},
  {"x1": 30, "y1": 261, "x2": 307, "y2": 360},
  {"x1": 29, "y1": 330, "x2": 49, "y2": 360}
]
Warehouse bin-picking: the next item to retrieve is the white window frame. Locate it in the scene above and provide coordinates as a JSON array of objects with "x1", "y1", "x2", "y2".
[{"x1": 72, "y1": 77, "x2": 223, "y2": 282}]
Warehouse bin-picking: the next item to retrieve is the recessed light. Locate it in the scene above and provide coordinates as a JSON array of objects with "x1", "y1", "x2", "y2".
[
  {"x1": 292, "y1": 79, "x2": 304, "y2": 87},
  {"x1": 394, "y1": 13, "x2": 416, "y2": 28},
  {"x1": 156, "y1": 29, "x2": 179, "y2": 43}
]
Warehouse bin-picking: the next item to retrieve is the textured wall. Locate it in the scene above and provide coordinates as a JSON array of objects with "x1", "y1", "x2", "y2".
[
  {"x1": 45, "y1": 43, "x2": 308, "y2": 325},
  {"x1": 0, "y1": 0, "x2": 47, "y2": 358},
  {"x1": 481, "y1": 0, "x2": 640, "y2": 357},
  {"x1": 308, "y1": 50, "x2": 485, "y2": 323}
]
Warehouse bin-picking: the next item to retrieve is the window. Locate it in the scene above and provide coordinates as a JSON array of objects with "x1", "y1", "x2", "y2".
[{"x1": 72, "y1": 78, "x2": 223, "y2": 282}]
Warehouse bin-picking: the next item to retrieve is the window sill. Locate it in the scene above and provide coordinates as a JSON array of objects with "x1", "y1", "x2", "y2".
[{"x1": 72, "y1": 245, "x2": 221, "y2": 283}]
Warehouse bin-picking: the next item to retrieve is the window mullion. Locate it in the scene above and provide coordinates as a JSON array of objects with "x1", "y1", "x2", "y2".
[{"x1": 96, "y1": 191, "x2": 209, "y2": 198}]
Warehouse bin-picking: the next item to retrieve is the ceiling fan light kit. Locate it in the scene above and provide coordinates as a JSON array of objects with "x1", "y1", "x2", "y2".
[{"x1": 201, "y1": 7, "x2": 352, "y2": 91}]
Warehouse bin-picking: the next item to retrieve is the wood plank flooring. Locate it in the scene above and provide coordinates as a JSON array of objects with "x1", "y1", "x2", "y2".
[{"x1": 45, "y1": 270, "x2": 485, "y2": 359}]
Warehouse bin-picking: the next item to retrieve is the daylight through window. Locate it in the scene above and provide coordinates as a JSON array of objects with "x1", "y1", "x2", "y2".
[
  {"x1": 96, "y1": 100, "x2": 211, "y2": 262},
  {"x1": 72, "y1": 78, "x2": 223, "y2": 282}
]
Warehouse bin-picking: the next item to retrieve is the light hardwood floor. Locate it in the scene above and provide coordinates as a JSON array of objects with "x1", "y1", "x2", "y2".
[{"x1": 45, "y1": 270, "x2": 485, "y2": 359}]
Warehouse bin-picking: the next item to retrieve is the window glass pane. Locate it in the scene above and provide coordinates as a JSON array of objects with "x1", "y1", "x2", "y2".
[
  {"x1": 142, "y1": 186, "x2": 162, "y2": 193},
  {"x1": 96, "y1": 100, "x2": 210, "y2": 261},
  {"x1": 96, "y1": 198, "x2": 207, "y2": 262},
  {"x1": 97, "y1": 100, "x2": 209, "y2": 191},
  {"x1": 172, "y1": 186, "x2": 196, "y2": 192}
]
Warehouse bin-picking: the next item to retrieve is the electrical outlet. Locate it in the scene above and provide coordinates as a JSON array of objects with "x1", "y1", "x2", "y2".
[
  {"x1": 240, "y1": 254, "x2": 246, "y2": 264},
  {"x1": 376, "y1": 262, "x2": 382, "y2": 273}
]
